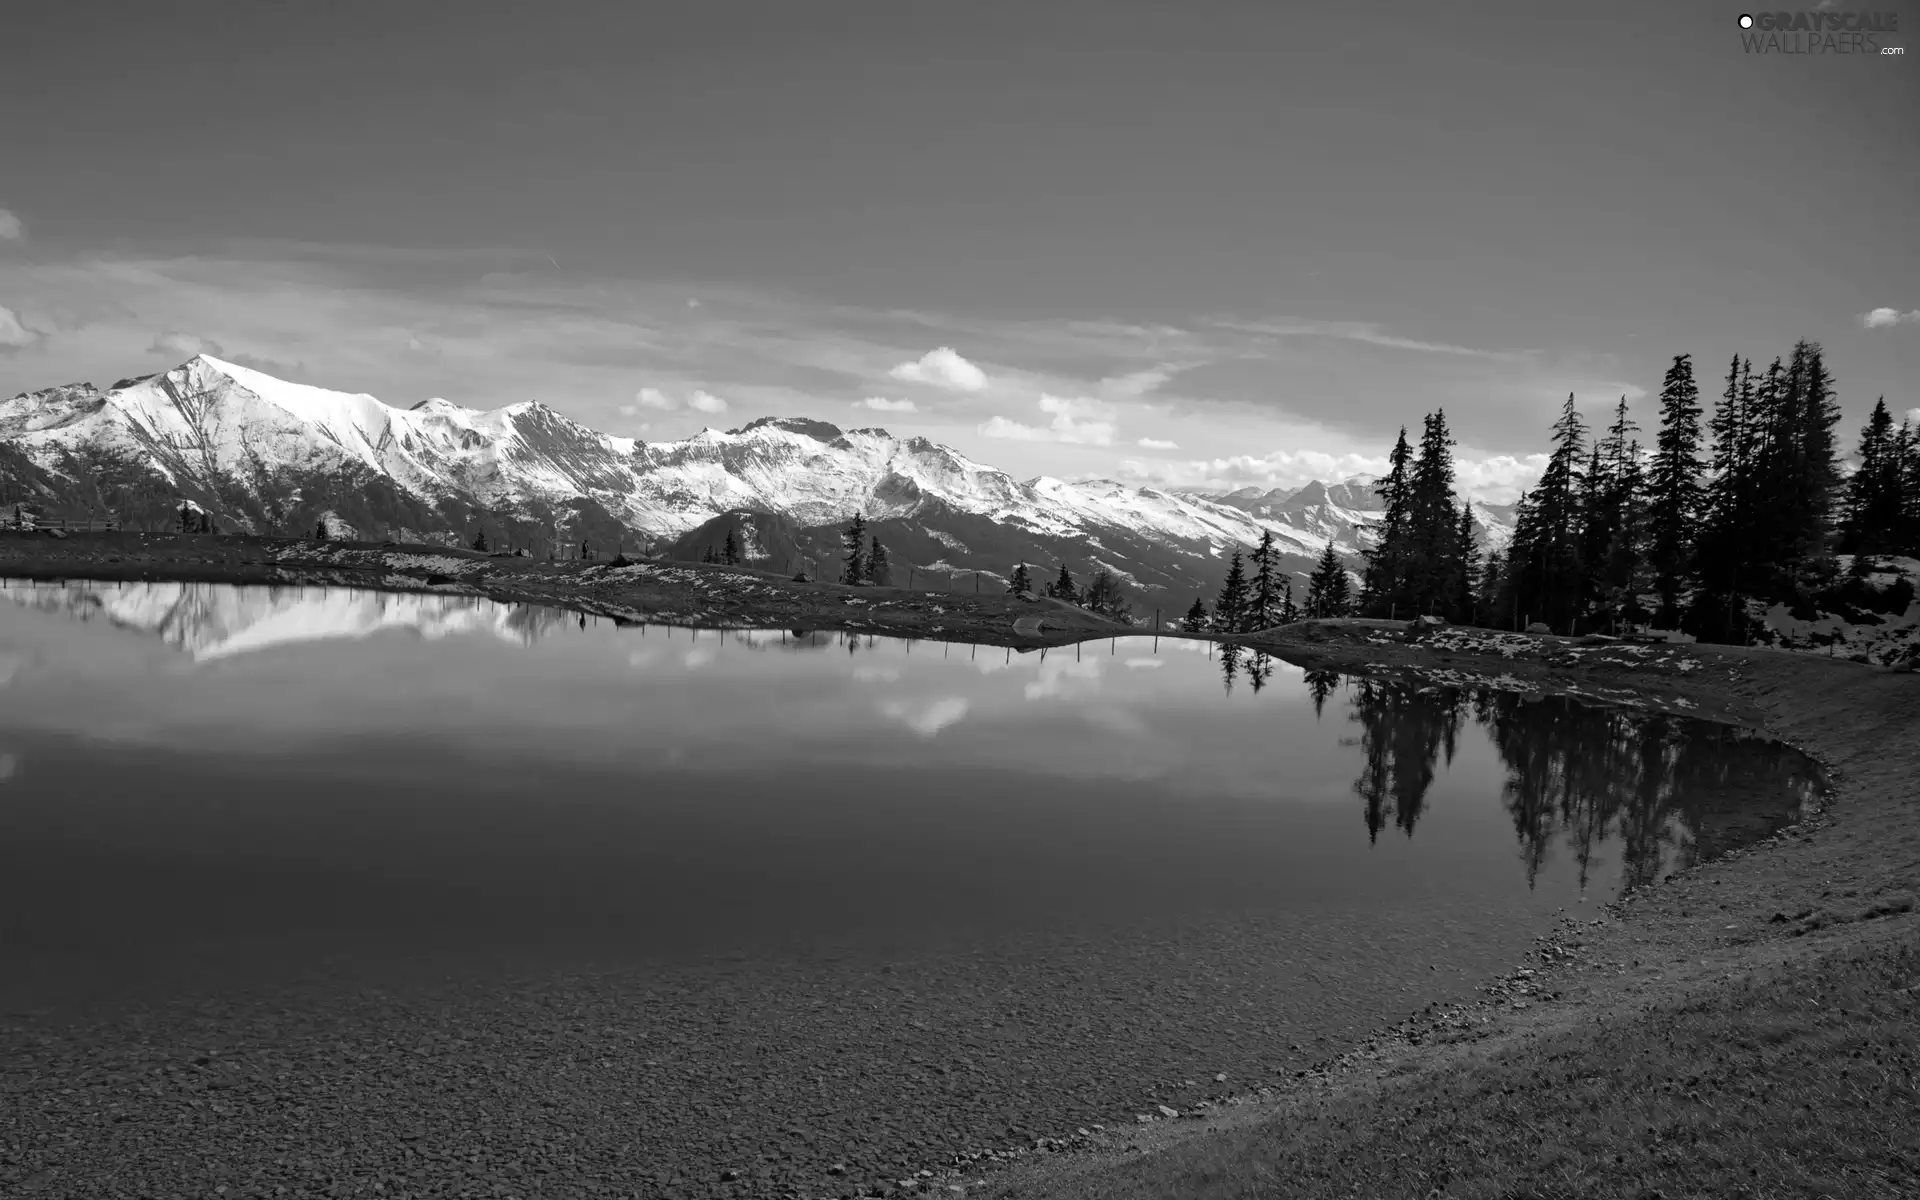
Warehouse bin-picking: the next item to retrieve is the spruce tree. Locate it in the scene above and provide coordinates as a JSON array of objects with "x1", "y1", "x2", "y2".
[
  {"x1": 1084, "y1": 568, "x2": 1131, "y2": 621},
  {"x1": 722, "y1": 529, "x2": 739, "y2": 565},
  {"x1": 868, "y1": 536, "x2": 890, "y2": 586},
  {"x1": 1452, "y1": 502, "x2": 1480, "y2": 623},
  {"x1": 1842, "y1": 398, "x2": 1903, "y2": 555},
  {"x1": 1305, "y1": 542, "x2": 1339, "y2": 618},
  {"x1": 1788, "y1": 341, "x2": 1842, "y2": 581},
  {"x1": 1216, "y1": 547, "x2": 1249, "y2": 632},
  {"x1": 1508, "y1": 395, "x2": 1587, "y2": 633},
  {"x1": 1900, "y1": 417, "x2": 1920, "y2": 553},
  {"x1": 1049, "y1": 562, "x2": 1078, "y2": 603},
  {"x1": 1646, "y1": 356, "x2": 1703, "y2": 625},
  {"x1": 841, "y1": 513, "x2": 868, "y2": 584},
  {"x1": 1249, "y1": 530, "x2": 1281, "y2": 628},
  {"x1": 471, "y1": 527, "x2": 487, "y2": 552},
  {"x1": 1361, "y1": 428, "x2": 1414, "y2": 615},
  {"x1": 580, "y1": 538, "x2": 591, "y2": 561},
  {"x1": 1184, "y1": 596, "x2": 1209, "y2": 632},
  {"x1": 1277, "y1": 574, "x2": 1298, "y2": 624},
  {"x1": 1406, "y1": 410, "x2": 1460, "y2": 615},
  {"x1": 1008, "y1": 562, "x2": 1032, "y2": 595}
]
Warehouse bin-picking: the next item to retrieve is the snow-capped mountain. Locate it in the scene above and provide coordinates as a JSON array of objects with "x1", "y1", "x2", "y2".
[
  {"x1": 0, "y1": 578, "x2": 571, "y2": 660},
  {"x1": 1193, "y1": 478, "x2": 1516, "y2": 557},
  {"x1": 0, "y1": 355, "x2": 1517, "y2": 597}
]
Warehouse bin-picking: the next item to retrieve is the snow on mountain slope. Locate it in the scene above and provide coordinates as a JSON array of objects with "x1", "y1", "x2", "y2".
[
  {"x1": 0, "y1": 578, "x2": 569, "y2": 660},
  {"x1": 1194, "y1": 475, "x2": 1516, "y2": 556},
  {"x1": 2, "y1": 355, "x2": 1501, "y2": 593}
]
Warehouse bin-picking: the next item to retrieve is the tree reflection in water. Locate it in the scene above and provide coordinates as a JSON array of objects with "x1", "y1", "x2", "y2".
[{"x1": 1216, "y1": 650, "x2": 1823, "y2": 897}]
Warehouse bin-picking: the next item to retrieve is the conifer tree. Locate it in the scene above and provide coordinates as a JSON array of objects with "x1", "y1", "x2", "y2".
[
  {"x1": 1084, "y1": 568, "x2": 1131, "y2": 621},
  {"x1": 1900, "y1": 417, "x2": 1920, "y2": 553},
  {"x1": 1476, "y1": 547, "x2": 1507, "y2": 625},
  {"x1": 471, "y1": 527, "x2": 487, "y2": 552},
  {"x1": 702, "y1": 544, "x2": 717, "y2": 564},
  {"x1": 722, "y1": 529, "x2": 739, "y2": 565},
  {"x1": 1842, "y1": 398, "x2": 1903, "y2": 555},
  {"x1": 1507, "y1": 394, "x2": 1587, "y2": 633},
  {"x1": 867, "y1": 536, "x2": 891, "y2": 586},
  {"x1": 1406, "y1": 410, "x2": 1460, "y2": 615},
  {"x1": 1452, "y1": 501, "x2": 1480, "y2": 623},
  {"x1": 1183, "y1": 596, "x2": 1209, "y2": 632},
  {"x1": 1249, "y1": 530, "x2": 1281, "y2": 628},
  {"x1": 1305, "y1": 541, "x2": 1349, "y2": 618},
  {"x1": 1215, "y1": 547, "x2": 1249, "y2": 632},
  {"x1": 1361, "y1": 428, "x2": 1415, "y2": 614},
  {"x1": 1007, "y1": 562, "x2": 1032, "y2": 595},
  {"x1": 315, "y1": 519, "x2": 328, "y2": 542},
  {"x1": 1048, "y1": 562, "x2": 1079, "y2": 603},
  {"x1": 1646, "y1": 354, "x2": 1703, "y2": 625},
  {"x1": 1277, "y1": 574, "x2": 1298, "y2": 624},
  {"x1": 841, "y1": 513, "x2": 868, "y2": 584},
  {"x1": 580, "y1": 538, "x2": 590, "y2": 561}
]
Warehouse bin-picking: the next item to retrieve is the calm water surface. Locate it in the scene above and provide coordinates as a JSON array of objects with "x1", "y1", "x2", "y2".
[{"x1": 0, "y1": 579, "x2": 1821, "y2": 1014}]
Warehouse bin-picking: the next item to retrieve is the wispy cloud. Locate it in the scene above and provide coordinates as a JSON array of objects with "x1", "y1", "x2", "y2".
[
  {"x1": 1861, "y1": 307, "x2": 1920, "y2": 329},
  {"x1": 0, "y1": 209, "x2": 22, "y2": 242},
  {"x1": 889, "y1": 346, "x2": 988, "y2": 392},
  {"x1": 1136, "y1": 437, "x2": 1179, "y2": 450},
  {"x1": 1204, "y1": 316, "x2": 1521, "y2": 361},
  {"x1": 0, "y1": 304, "x2": 39, "y2": 351},
  {"x1": 688, "y1": 389, "x2": 729, "y2": 414},
  {"x1": 858, "y1": 396, "x2": 917, "y2": 413}
]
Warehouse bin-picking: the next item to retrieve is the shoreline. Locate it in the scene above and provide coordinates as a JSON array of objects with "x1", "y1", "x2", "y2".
[{"x1": 3, "y1": 531, "x2": 1916, "y2": 1197}]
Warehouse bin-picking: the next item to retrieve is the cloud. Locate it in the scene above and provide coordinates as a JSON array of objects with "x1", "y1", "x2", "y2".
[
  {"x1": 633, "y1": 386, "x2": 676, "y2": 410},
  {"x1": 688, "y1": 389, "x2": 729, "y2": 414},
  {"x1": 0, "y1": 304, "x2": 38, "y2": 350},
  {"x1": 1206, "y1": 317, "x2": 1519, "y2": 360},
  {"x1": 1099, "y1": 367, "x2": 1176, "y2": 398},
  {"x1": 889, "y1": 346, "x2": 988, "y2": 392},
  {"x1": 148, "y1": 330, "x2": 222, "y2": 358},
  {"x1": 1136, "y1": 437, "x2": 1179, "y2": 450},
  {"x1": 1861, "y1": 307, "x2": 1920, "y2": 329},
  {"x1": 981, "y1": 394, "x2": 1117, "y2": 446},
  {"x1": 880, "y1": 696, "x2": 970, "y2": 737},
  {"x1": 0, "y1": 209, "x2": 21, "y2": 241},
  {"x1": 858, "y1": 396, "x2": 918, "y2": 413}
]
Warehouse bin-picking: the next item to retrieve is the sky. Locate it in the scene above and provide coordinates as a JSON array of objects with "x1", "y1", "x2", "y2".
[{"x1": 1, "y1": 0, "x2": 1915, "y2": 501}]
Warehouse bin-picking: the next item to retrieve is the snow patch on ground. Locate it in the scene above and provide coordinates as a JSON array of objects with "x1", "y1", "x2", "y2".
[{"x1": 385, "y1": 554, "x2": 480, "y2": 576}]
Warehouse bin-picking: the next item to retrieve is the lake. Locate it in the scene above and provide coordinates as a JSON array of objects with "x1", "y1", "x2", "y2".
[{"x1": 0, "y1": 579, "x2": 1823, "y2": 1196}]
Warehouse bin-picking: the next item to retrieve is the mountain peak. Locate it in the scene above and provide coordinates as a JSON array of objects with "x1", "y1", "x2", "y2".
[{"x1": 733, "y1": 416, "x2": 845, "y2": 442}]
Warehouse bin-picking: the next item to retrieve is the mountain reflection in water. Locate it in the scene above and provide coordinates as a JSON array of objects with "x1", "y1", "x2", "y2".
[{"x1": 0, "y1": 579, "x2": 1822, "y2": 911}]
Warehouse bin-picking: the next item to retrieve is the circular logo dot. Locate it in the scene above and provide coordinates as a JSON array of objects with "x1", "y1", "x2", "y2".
[{"x1": 1738, "y1": 13, "x2": 1754, "y2": 27}]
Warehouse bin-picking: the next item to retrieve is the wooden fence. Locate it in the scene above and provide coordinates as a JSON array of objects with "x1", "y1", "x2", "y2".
[{"x1": 3, "y1": 516, "x2": 118, "y2": 532}]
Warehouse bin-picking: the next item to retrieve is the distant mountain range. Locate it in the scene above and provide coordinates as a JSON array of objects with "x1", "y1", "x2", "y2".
[{"x1": 0, "y1": 355, "x2": 1515, "y2": 599}]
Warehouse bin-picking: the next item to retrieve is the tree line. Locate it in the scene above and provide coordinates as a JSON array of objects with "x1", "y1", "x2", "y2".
[{"x1": 1357, "y1": 341, "x2": 1915, "y2": 641}]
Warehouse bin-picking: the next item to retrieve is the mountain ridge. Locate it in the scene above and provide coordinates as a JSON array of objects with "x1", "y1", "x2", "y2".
[{"x1": 1, "y1": 355, "x2": 1515, "y2": 597}]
